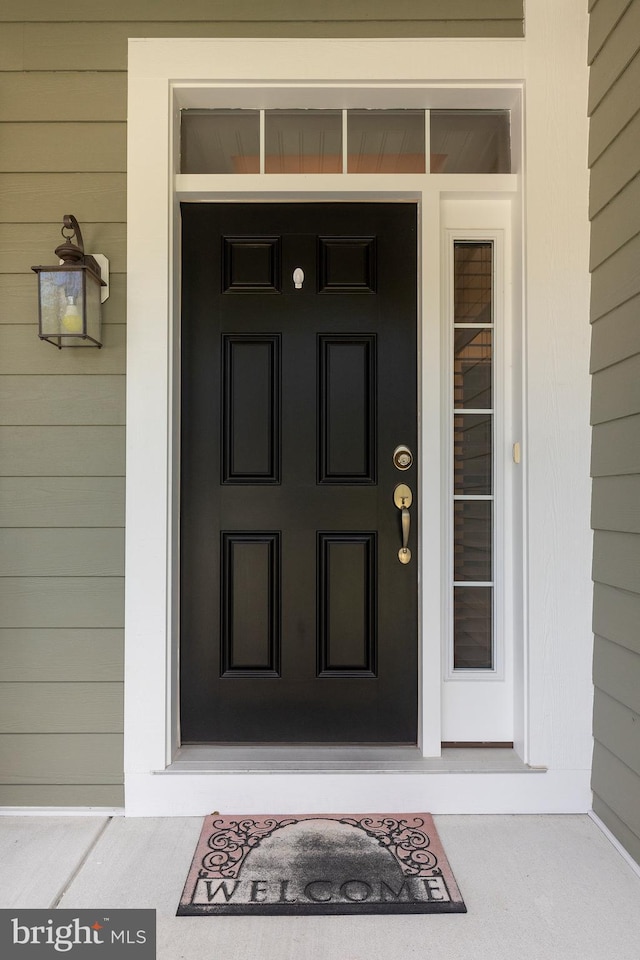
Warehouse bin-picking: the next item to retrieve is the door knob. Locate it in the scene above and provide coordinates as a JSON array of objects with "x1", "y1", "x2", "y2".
[{"x1": 393, "y1": 483, "x2": 412, "y2": 564}]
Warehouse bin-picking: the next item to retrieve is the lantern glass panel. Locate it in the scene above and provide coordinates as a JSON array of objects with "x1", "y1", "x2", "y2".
[
  {"x1": 37, "y1": 267, "x2": 102, "y2": 346},
  {"x1": 38, "y1": 269, "x2": 85, "y2": 339}
]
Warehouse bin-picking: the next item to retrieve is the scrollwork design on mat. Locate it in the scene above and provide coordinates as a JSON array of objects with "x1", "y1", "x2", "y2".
[
  {"x1": 199, "y1": 817, "x2": 297, "y2": 878},
  {"x1": 340, "y1": 816, "x2": 439, "y2": 874}
]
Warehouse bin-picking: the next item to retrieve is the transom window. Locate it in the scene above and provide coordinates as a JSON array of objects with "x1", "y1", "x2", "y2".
[{"x1": 180, "y1": 109, "x2": 510, "y2": 175}]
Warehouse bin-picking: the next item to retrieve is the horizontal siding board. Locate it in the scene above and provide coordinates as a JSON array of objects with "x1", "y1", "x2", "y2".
[
  {"x1": 593, "y1": 583, "x2": 640, "y2": 656},
  {"x1": 588, "y1": 0, "x2": 633, "y2": 62},
  {"x1": 592, "y1": 476, "x2": 640, "y2": 532},
  {"x1": 593, "y1": 688, "x2": 640, "y2": 777},
  {"x1": 590, "y1": 352, "x2": 640, "y2": 423},
  {"x1": 591, "y1": 741, "x2": 640, "y2": 839},
  {"x1": 0, "y1": 327, "x2": 126, "y2": 376},
  {"x1": 0, "y1": 376, "x2": 125, "y2": 425},
  {"x1": 0, "y1": 23, "x2": 24, "y2": 69},
  {"x1": 590, "y1": 232, "x2": 640, "y2": 319},
  {"x1": 0, "y1": 274, "x2": 125, "y2": 326},
  {"x1": 0, "y1": 529, "x2": 124, "y2": 577},
  {"x1": 591, "y1": 415, "x2": 640, "y2": 476},
  {"x1": 0, "y1": 73, "x2": 126, "y2": 122},
  {"x1": 588, "y1": 0, "x2": 640, "y2": 111},
  {"x1": 0, "y1": 477, "x2": 125, "y2": 528},
  {"x1": 591, "y1": 794, "x2": 640, "y2": 867},
  {"x1": 0, "y1": 427, "x2": 125, "y2": 476},
  {"x1": 0, "y1": 629, "x2": 123, "y2": 681},
  {"x1": 0, "y1": 127, "x2": 126, "y2": 174},
  {"x1": 594, "y1": 636, "x2": 640, "y2": 715},
  {"x1": 0, "y1": 578, "x2": 124, "y2": 629},
  {"x1": 589, "y1": 110, "x2": 640, "y2": 217},
  {"x1": 592, "y1": 530, "x2": 640, "y2": 592},
  {"x1": 94, "y1": 288, "x2": 128, "y2": 325},
  {"x1": 0, "y1": 175, "x2": 126, "y2": 222},
  {"x1": 589, "y1": 173, "x2": 640, "y2": 270},
  {"x1": 22, "y1": 20, "x2": 523, "y2": 70},
  {"x1": 590, "y1": 295, "x2": 640, "y2": 370},
  {"x1": 588, "y1": 50, "x2": 640, "y2": 163},
  {"x1": 0, "y1": 682, "x2": 124, "y2": 734},
  {"x1": 0, "y1": 1, "x2": 524, "y2": 23},
  {"x1": 0, "y1": 223, "x2": 126, "y2": 275},
  {"x1": 0, "y1": 734, "x2": 123, "y2": 785},
  {"x1": 0, "y1": 784, "x2": 123, "y2": 806},
  {"x1": 0, "y1": 73, "x2": 126, "y2": 121}
]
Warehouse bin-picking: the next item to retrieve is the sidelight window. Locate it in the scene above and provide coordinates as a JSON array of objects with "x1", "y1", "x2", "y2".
[{"x1": 452, "y1": 242, "x2": 495, "y2": 671}]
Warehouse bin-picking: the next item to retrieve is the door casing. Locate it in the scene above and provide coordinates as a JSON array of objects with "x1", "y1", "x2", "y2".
[
  {"x1": 123, "y1": 31, "x2": 596, "y2": 815},
  {"x1": 126, "y1": 56, "x2": 523, "y2": 770}
]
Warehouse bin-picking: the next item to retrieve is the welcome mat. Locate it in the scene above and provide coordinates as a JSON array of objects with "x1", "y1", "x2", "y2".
[{"x1": 178, "y1": 813, "x2": 466, "y2": 915}]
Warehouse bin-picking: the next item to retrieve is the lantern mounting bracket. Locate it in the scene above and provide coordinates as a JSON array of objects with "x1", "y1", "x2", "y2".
[{"x1": 55, "y1": 214, "x2": 109, "y2": 300}]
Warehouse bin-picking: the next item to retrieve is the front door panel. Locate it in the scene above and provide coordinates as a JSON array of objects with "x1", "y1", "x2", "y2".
[{"x1": 180, "y1": 203, "x2": 418, "y2": 743}]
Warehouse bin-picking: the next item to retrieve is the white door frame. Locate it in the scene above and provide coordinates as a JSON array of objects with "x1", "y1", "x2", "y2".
[{"x1": 125, "y1": 24, "x2": 593, "y2": 816}]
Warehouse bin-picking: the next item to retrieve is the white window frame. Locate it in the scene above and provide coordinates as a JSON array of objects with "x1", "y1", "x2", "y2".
[
  {"x1": 440, "y1": 214, "x2": 515, "y2": 743},
  {"x1": 125, "y1": 27, "x2": 593, "y2": 816}
]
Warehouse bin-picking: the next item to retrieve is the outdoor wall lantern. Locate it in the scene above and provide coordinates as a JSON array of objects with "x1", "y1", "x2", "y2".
[{"x1": 31, "y1": 214, "x2": 109, "y2": 348}]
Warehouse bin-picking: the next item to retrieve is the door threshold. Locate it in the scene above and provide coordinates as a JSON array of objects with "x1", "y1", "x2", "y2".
[{"x1": 162, "y1": 745, "x2": 543, "y2": 775}]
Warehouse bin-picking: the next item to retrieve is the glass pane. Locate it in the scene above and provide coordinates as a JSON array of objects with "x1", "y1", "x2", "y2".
[
  {"x1": 265, "y1": 110, "x2": 342, "y2": 173},
  {"x1": 454, "y1": 500, "x2": 492, "y2": 582},
  {"x1": 454, "y1": 329, "x2": 492, "y2": 409},
  {"x1": 347, "y1": 110, "x2": 425, "y2": 173},
  {"x1": 454, "y1": 242, "x2": 492, "y2": 324},
  {"x1": 454, "y1": 586, "x2": 493, "y2": 669},
  {"x1": 454, "y1": 414, "x2": 492, "y2": 495},
  {"x1": 181, "y1": 110, "x2": 260, "y2": 174},
  {"x1": 431, "y1": 110, "x2": 510, "y2": 173}
]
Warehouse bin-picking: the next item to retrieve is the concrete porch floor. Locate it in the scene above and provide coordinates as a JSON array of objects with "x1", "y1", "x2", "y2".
[{"x1": 1, "y1": 814, "x2": 639, "y2": 959}]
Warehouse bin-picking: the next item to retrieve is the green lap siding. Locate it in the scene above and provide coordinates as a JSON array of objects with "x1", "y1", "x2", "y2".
[
  {"x1": 589, "y1": 0, "x2": 640, "y2": 865},
  {"x1": 0, "y1": 735, "x2": 123, "y2": 785},
  {"x1": 0, "y1": 630, "x2": 124, "y2": 681},
  {"x1": 0, "y1": 2, "x2": 523, "y2": 806}
]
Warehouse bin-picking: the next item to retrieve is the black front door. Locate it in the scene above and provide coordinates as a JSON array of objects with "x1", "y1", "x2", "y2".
[{"x1": 180, "y1": 202, "x2": 418, "y2": 743}]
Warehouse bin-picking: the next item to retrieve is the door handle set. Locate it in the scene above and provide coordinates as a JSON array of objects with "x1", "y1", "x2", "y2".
[{"x1": 393, "y1": 483, "x2": 413, "y2": 564}]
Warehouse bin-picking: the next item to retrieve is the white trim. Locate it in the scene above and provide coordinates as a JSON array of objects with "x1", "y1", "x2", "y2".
[
  {"x1": 175, "y1": 173, "x2": 517, "y2": 195},
  {"x1": 259, "y1": 110, "x2": 265, "y2": 174},
  {"x1": 125, "y1": 769, "x2": 591, "y2": 817},
  {"x1": 589, "y1": 812, "x2": 640, "y2": 880},
  {"x1": 126, "y1": 15, "x2": 593, "y2": 815}
]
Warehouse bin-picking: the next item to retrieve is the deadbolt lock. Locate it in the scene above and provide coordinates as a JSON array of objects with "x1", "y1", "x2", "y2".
[{"x1": 393, "y1": 445, "x2": 413, "y2": 471}]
